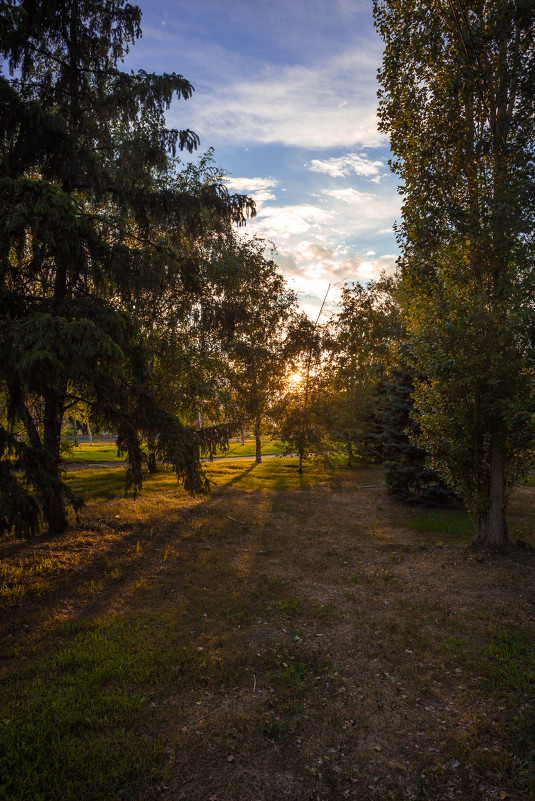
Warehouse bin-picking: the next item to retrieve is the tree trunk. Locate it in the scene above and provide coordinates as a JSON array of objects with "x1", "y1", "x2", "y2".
[
  {"x1": 346, "y1": 441, "x2": 354, "y2": 467},
  {"x1": 254, "y1": 416, "x2": 262, "y2": 464},
  {"x1": 474, "y1": 439, "x2": 509, "y2": 548},
  {"x1": 147, "y1": 435, "x2": 157, "y2": 473},
  {"x1": 43, "y1": 390, "x2": 68, "y2": 535}
]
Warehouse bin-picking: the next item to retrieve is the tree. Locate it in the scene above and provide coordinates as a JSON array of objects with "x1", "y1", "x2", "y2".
[
  {"x1": 219, "y1": 237, "x2": 301, "y2": 463},
  {"x1": 378, "y1": 366, "x2": 456, "y2": 505},
  {"x1": 326, "y1": 277, "x2": 401, "y2": 465},
  {"x1": 0, "y1": 0, "x2": 254, "y2": 535},
  {"x1": 374, "y1": 0, "x2": 535, "y2": 547},
  {"x1": 271, "y1": 313, "x2": 335, "y2": 473}
]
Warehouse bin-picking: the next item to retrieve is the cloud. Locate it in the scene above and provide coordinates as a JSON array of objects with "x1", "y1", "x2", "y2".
[
  {"x1": 252, "y1": 204, "x2": 334, "y2": 239},
  {"x1": 225, "y1": 176, "x2": 279, "y2": 192},
  {"x1": 308, "y1": 152, "x2": 384, "y2": 178},
  {"x1": 224, "y1": 176, "x2": 280, "y2": 211},
  {"x1": 275, "y1": 238, "x2": 396, "y2": 298},
  {"x1": 323, "y1": 188, "x2": 372, "y2": 205},
  {"x1": 318, "y1": 187, "x2": 401, "y2": 235},
  {"x1": 174, "y1": 49, "x2": 385, "y2": 149}
]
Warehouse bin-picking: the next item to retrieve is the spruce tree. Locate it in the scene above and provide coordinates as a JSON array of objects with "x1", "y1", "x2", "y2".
[
  {"x1": 0, "y1": 0, "x2": 253, "y2": 535},
  {"x1": 379, "y1": 368, "x2": 455, "y2": 506}
]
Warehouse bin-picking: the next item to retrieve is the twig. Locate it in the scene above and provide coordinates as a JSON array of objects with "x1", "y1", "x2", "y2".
[{"x1": 226, "y1": 515, "x2": 251, "y2": 529}]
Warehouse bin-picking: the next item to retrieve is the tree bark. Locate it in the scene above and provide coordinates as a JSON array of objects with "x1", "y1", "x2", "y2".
[
  {"x1": 474, "y1": 439, "x2": 509, "y2": 548},
  {"x1": 254, "y1": 415, "x2": 262, "y2": 464}
]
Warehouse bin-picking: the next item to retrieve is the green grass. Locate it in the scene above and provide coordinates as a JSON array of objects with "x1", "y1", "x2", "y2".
[
  {"x1": 403, "y1": 507, "x2": 475, "y2": 544},
  {"x1": 208, "y1": 457, "x2": 374, "y2": 492},
  {"x1": 6, "y1": 459, "x2": 534, "y2": 800},
  {"x1": 64, "y1": 458, "x2": 379, "y2": 499},
  {"x1": 67, "y1": 438, "x2": 285, "y2": 464},
  {"x1": 67, "y1": 442, "x2": 123, "y2": 463},
  {"x1": 210, "y1": 438, "x2": 284, "y2": 458},
  {"x1": 0, "y1": 614, "x2": 194, "y2": 801},
  {"x1": 65, "y1": 467, "x2": 127, "y2": 499}
]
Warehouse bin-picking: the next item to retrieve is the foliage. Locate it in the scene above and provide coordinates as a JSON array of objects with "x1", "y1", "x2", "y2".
[
  {"x1": 220, "y1": 239, "x2": 304, "y2": 463},
  {"x1": 0, "y1": 1, "x2": 254, "y2": 535},
  {"x1": 374, "y1": 0, "x2": 535, "y2": 546},
  {"x1": 379, "y1": 367, "x2": 456, "y2": 506},
  {"x1": 326, "y1": 277, "x2": 401, "y2": 464}
]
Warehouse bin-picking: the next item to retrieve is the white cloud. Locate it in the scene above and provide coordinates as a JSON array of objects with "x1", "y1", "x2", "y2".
[
  {"x1": 252, "y1": 204, "x2": 334, "y2": 239},
  {"x1": 318, "y1": 188, "x2": 401, "y2": 235},
  {"x1": 225, "y1": 176, "x2": 279, "y2": 192},
  {"x1": 323, "y1": 188, "x2": 372, "y2": 205},
  {"x1": 309, "y1": 152, "x2": 384, "y2": 178},
  {"x1": 175, "y1": 49, "x2": 385, "y2": 149},
  {"x1": 275, "y1": 238, "x2": 397, "y2": 312}
]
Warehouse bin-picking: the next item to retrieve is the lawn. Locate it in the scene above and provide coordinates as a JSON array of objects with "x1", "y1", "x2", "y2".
[
  {"x1": 66, "y1": 438, "x2": 285, "y2": 463},
  {"x1": 1, "y1": 459, "x2": 533, "y2": 800}
]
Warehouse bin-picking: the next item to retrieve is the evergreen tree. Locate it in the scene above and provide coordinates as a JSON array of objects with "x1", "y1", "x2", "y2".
[
  {"x1": 379, "y1": 368, "x2": 456, "y2": 506},
  {"x1": 0, "y1": 0, "x2": 254, "y2": 535}
]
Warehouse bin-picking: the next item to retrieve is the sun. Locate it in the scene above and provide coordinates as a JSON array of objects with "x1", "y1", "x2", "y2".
[{"x1": 288, "y1": 371, "x2": 303, "y2": 386}]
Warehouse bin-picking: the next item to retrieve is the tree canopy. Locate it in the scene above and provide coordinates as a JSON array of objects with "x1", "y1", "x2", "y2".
[
  {"x1": 0, "y1": 0, "x2": 254, "y2": 535},
  {"x1": 374, "y1": 0, "x2": 535, "y2": 547}
]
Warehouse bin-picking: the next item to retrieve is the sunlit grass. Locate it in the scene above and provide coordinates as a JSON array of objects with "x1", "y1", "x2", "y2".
[
  {"x1": 67, "y1": 442, "x2": 122, "y2": 462},
  {"x1": 64, "y1": 458, "x2": 382, "y2": 499},
  {"x1": 67, "y1": 438, "x2": 285, "y2": 464}
]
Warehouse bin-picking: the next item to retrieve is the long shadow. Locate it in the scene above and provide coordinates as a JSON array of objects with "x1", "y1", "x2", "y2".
[
  {"x1": 0, "y1": 463, "x2": 282, "y2": 644},
  {"x1": 227, "y1": 462, "x2": 258, "y2": 487}
]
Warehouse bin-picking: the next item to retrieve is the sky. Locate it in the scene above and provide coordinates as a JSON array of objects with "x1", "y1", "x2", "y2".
[{"x1": 123, "y1": 0, "x2": 401, "y2": 316}]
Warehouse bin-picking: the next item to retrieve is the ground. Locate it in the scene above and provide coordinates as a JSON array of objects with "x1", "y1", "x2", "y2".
[{"x1": 0, "y1": 458, "x2": 533, "y2": 800}]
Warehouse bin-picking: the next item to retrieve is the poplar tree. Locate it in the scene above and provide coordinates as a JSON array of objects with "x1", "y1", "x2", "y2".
[
  {"x1": 0, "y1": 0, "x2": 254, "y2": 535},
  {"x1": 374, "y1": 0, "x2": 535, "y2": 547}
]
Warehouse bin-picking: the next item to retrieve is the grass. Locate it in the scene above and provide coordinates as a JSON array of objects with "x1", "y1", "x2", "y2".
[
  {"x1": 66, "y1": 442, "x2": 123, "y2": 463},
  {"x1": 1, "y1": 460, "x2": 534, "y2": 800},
  {"x1": 66, "y1": 438, "x2": 285, "y2": 464},
  {"x1": 403, "y1": 507, "x2": 475, "y2": 544}
]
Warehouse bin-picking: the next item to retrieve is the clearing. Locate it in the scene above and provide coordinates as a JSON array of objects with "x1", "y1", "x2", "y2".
[{"x1": 0, "y1": 458, "x2": 533, "y2": 801}]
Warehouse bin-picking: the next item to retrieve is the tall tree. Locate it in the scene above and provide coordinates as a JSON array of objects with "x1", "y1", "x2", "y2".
[
  {"x1": 0, "y1": 0, "x2": 254, "y2": 535},
  {"x1": 374, "y1": 0, "x2": 535, "y2": 547},
  {"x1": 327, "y1": 277, "x2": 401, "y2": 465},
  {"x1": 216, "y1": 237, "x2": 300, "y2": 464}
]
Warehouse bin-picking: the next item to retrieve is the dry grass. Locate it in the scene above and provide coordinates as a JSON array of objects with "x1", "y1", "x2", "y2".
[{"x1": 0, "y1": 459, "x2": 533, "y2": 801}]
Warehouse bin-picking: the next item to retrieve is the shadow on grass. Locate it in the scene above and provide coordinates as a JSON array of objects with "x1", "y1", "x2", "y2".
[
  {"x1": 403, "y1": 507, "x2": 474, "y2": 545},
  {"x1": 66, "y1": 467, "x2": 127, "y2": 499}
]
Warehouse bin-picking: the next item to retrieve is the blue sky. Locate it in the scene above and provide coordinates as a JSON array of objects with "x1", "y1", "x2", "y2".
[{"x1": 124, "y1": 0, "x2": 401, "y2": 315}]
